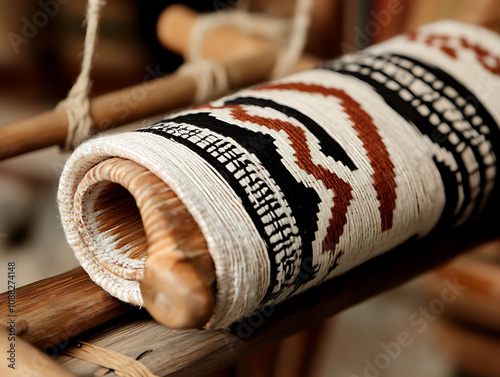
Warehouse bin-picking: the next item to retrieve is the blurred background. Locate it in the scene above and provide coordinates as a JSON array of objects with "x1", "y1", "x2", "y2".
[{"x1": 0, "y1": 0, "x2": 499, "y2": 376}]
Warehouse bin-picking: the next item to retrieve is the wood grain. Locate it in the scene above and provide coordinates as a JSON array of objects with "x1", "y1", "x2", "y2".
[
  {"x1": 80, "y1": 157, "x2": 215, "y2": 328},
  {"x1": 0, "y1": 268, "x2": 132, "y2": 349},
  {"x1": 56, "y1": 207, "x2": 499, "y2": 376}
]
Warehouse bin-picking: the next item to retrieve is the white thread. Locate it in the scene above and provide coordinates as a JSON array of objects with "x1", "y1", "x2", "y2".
[
  {"x1": 271, "y1": 0, "x2": 313, "y2": 79},
  {"x1": 178, "y1": 59, "x2": 230, "y2": 105},
  {"x1": 58, "y1": 0, "x2": 105, "y2": 150},
  {"x1": 183, "y1": 0, "x2": 313, "y2": 102}
]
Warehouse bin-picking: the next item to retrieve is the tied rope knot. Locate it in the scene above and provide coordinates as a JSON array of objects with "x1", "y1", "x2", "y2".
[
  {"x1": 178, "y1": 59, "x2": 230, "y2": 105},
  {"x1": 59, "y1": 0, "x2": 105, "y2": 150},
  {"x1": 60, "y1": 0, "x2": 312, "y2": 148},
  {"x1": 57, "y1": 85, "x2": 93, "y2": 151}
]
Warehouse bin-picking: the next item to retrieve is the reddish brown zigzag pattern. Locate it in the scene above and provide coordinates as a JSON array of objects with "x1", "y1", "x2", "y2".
[
  {"x1": 408, "y1": 31, "x2": 500, "y2": 75},
  {"x1": 199, "y1": 99, "x2": 354, "y2": 251},
  {"x1": 407, "y1": 31, "x2": 458, "y2": 58},
  {"x1": 226, "y1": 104, "x2": 354, "y2": 252},
  {"x1": 256, "y1": 82, "x2": 397, "y2": 232}
]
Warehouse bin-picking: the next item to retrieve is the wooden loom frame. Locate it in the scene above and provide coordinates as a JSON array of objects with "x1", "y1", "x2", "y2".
[{"x1": 1, "y1": 207, "x2": 498, "y2": 376}]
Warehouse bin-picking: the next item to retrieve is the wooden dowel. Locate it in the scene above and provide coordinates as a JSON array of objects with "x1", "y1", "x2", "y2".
[
  {"x1": 0, "y1": 268, "x2": 131, "y2": 349},
  {"x1": 0, "y1": 326, "x2": 76, "y2": 377},
  {"x1": 157, "y1": 4, "x2": 278, "y2": 64},
  {"x1": 78, "y1": 158, "x2": 215, "y2": 328},
  {"x1": 0, "y1": 71, "x2": 196, "y2": 161},
  {"x1": 0, "y1": 109, "x2": 69, "y2": 161}
]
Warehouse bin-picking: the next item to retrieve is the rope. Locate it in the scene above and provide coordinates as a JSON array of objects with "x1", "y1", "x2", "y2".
[
  {"x1": 58, "y1": 0, "x2": 105, "y2": 150},
  {"x1": 182, "y1": 0, "x2": 313, "y2": 103},
  {"x1": 59, "y1": 0, "x2": 312, "y2": 147},
  {"x1": 178, "y1": 59, "x2": 230, "y2": 105},
  {"x1": 64, "y1": 342, "x2": 158, "y2": 377}
]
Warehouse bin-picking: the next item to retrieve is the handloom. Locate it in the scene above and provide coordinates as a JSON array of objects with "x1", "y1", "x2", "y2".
[{"x1": 58, "y1": 21, "x2": 500, "y2": 329}]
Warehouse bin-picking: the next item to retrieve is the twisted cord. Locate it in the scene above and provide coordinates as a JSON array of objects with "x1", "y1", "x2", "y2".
[
  {"x1": 58, "y1": 0, "x2": 106, "y2": 150},
  {"x1": 183, "y1": 0, "x2": 313, "y2": 103}
]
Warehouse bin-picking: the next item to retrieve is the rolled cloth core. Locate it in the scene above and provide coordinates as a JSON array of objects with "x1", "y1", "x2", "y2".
[
  {"x1": 59, "y1": 21, "x2": 500, "y2": 329},
  {"x1": 73, "y1": 157, "x2": 215, "y2": 327}
]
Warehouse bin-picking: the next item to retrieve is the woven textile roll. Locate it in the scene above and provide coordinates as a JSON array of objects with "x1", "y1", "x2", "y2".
[{"x1": 59, "y1": 21, "x2": 500, "y2": 328}]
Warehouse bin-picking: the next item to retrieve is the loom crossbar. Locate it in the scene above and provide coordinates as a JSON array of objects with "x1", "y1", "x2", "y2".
[{"x1": 1, "y1": 206, "x2": 497, "y2": 376}]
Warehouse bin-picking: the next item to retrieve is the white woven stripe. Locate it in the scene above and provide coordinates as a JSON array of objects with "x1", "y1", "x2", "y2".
[
  {"x1": 368, "y1": 21, "x2": 500, "y2": 125},
  {"x1": 191, "y1": 71, "x2": 447, "y2": 297},
  {"x1": 59, "y1": 21, "x2": 500, "y2": 328}
]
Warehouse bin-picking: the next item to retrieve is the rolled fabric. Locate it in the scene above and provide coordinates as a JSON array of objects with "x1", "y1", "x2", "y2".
[{"x1": 59, "y1": 21, "x2": 500, "y2": 328}]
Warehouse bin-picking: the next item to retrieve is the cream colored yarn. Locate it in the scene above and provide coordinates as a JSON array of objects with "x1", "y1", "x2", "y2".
[{"x1": 59, "y1": 21, "x2": 500, "y2": 328}]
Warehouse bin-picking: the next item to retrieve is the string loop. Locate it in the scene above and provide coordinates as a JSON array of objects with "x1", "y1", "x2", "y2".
[{"x1": 181, "y1": 0, "x2": 313, "y2": 102}]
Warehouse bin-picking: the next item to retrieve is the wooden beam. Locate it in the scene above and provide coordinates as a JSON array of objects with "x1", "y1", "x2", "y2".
[
  {"x1": 55, "y1": 208, "x2": 499, "y2": 376},
  {"x1": 0, "y1": 268, "x2": 133, "y2": 349},
  {"x1": 0, "y1": 326, "x2": 76, "y2": 377}
]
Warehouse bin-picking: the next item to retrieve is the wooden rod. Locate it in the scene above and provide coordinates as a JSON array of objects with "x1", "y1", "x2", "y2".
[
  {"x1": 55, "y1": 208, "x2": 500, "y2": 376},
  {"x1": 0, "y1": 68, "x2": 195, "y2": 161},
  {"x1": 82, "y1": 158, "x2": 215, "y2": 328},
  {"x1": 157, "y1": 4, "x2": 279, "y2": 64},
  {"x1": 156, "y1": 4, "x2": 321, "y2": 72},
  {"x1": 0, "y1": 268, "x2": 131, "y2": 349},
  {"x1": 0, "y1": 4, "x2": 321, "y2": 161}
]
